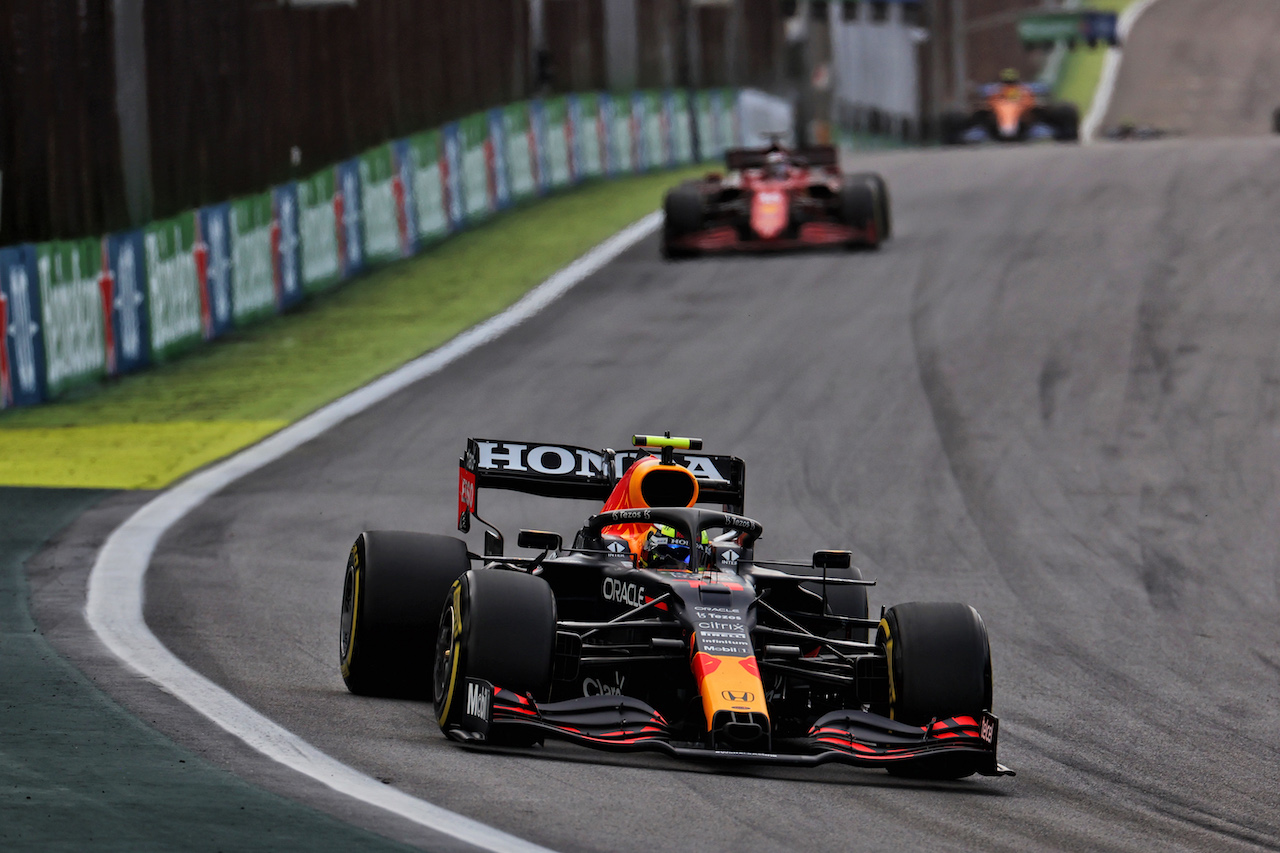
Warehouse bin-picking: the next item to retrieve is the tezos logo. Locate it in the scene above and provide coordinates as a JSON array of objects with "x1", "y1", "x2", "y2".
[{"x1": 602, "y1": 577, "x2": 645, "y2": 607}]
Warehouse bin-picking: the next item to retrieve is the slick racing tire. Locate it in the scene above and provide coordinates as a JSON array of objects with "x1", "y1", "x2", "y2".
[
  {"x1": 939, "y1": 111, "x2": 971, "y2": 146},
  {"x1": 877, "y1": 602, "x2": 992, "y2": 726},
  {"x1": 662, "y1": 184, "x2": 704, "y2": 259},
  {"x1": 339, "y1": 530, "x2": 470, "y2": 698},
  {"x1": 878, "y1": 602, "x2": 992, "y2": 779},
  {"x1": 838, "y1": 177, "x2": 880, "y2": 249},
  {"x1": 435, "y1": 569, "x2": 556, "y2": 744},
  {"x1": 1046, "y1": 104, "x2": 1080, "y2": 142},
  {"x1": 848, "y1": 171, "x2": 892, "y2": 241}
]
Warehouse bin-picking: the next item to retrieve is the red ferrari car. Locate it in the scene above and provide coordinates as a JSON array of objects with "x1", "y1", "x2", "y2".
[{"x1": 661, "y1": 144, "x2": 891, "y2": 258}]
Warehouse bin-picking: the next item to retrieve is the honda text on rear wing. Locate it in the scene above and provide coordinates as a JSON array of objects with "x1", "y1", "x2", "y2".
[{"x1": 458, "y1": 435, "x2": 746, "y2": 534}]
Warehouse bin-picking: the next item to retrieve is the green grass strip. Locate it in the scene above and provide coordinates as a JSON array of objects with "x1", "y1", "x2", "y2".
[
  {"x1": 1052, "y1": 0, "x2": 1139, "y2": 115},
  {"x1": 0, "y1": 167, "x2": 704, "y2": 487}
]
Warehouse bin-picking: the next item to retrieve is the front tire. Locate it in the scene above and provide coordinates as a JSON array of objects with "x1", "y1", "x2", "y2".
[
  {"x1": 434, "y1": 569, "x2": 557, "y2": 742},
  {"x1": 662, "y1": 184, "x2": 705, "y2": 259},
  {"x1": 838, "y1": 178, "x2": 880, "y2": 249},
  {"x1": 878, "y1": 601, "x2": 992, "y2": 725},
  {"x1": 339, "y1": 531, "x2": 470, "y2": 698},
  {"x1": 878, "y1": 601, "x2": 993, "y2": 779},
  {"x1": 848, "y1": 171, "x2": 892, "y2": 241}
]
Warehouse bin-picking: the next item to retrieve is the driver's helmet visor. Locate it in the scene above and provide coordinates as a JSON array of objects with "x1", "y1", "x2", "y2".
[{"x1": 642, "y1": 525, "x2": 691, "y2": 569}]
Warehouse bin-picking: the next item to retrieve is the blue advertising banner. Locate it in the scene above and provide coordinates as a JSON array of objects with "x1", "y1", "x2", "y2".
[
  {"x1": 442, "y1": 123, "x2": 465, "y2": 231},
  {"x1": 0, "y1": 245, "x2": 46, "y2": 408},
  {"x1": 104, "y1": 230, "x2": 150, "y2": 376},
  {"x1": 272, "y1": 183, "x2": 304, "y2": 310},
  {"x1": 197, "y1": 203, "x2": 235, "y2": 339},
  {"x1": 391, "y1": 139, "x2": 419, "y2": 257},
  {"x1": 334, "y1": 160, "x2": 366, "y2": 278},
  {"x1": 487, "y1": 109, "x2": 512, "y2": 210}
]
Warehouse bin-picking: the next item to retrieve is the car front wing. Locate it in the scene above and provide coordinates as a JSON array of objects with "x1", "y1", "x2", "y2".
[{"x1": 443, "y1": 680, "x2": 1013, "y2": 777}]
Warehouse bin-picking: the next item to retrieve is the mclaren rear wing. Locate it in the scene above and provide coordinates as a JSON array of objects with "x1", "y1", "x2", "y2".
[{"x1": 458, "y1": 438, "x2": 746, "y2": 532}]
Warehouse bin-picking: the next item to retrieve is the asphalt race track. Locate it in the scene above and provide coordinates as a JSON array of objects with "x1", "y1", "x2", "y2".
[
  {"x1": 25, "y1": 4, "x2": 1280, "y2": 846},
  {"x1": 1104, "y1": 0, "x2": 1280, "y2": 137},
  {"x1": 69, "y1": 132, "x2": 1270, "y2": 853}
]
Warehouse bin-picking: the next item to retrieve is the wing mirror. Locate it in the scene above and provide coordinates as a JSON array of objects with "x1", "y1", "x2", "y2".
[
  {"x1": 518, "y1": 530, "x2": 562, "y2": 553},
  {"x1": 812, "y1": 550, "x2": 852, "y2": 570}
]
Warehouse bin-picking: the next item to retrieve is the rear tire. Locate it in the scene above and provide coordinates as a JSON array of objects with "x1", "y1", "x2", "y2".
[
  {"x1": 339, "y1": 531, "x2": 470, "y2": 698},
  {"x1": 434, "y1": 569, "x2": 557, "y2": 743}
]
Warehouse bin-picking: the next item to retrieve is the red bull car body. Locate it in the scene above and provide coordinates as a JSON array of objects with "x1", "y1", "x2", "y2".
[
  {"x1": 661, "y1": 145, "x2": 891, "y2": 258},
  {"x1": 339, "y1": 435, "x2": 1012, "y2": 780}
]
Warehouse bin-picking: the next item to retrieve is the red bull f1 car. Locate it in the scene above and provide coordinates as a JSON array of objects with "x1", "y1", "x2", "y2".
[
  {"x1": 339, "y1": 435, "x2": 1012, "y2": 779},
  {"x1": 661, "y1": 144, "x2": 891, "y2": 258}
]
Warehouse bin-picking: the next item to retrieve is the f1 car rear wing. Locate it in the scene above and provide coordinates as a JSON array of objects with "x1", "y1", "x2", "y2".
[
  {"x1": 458, "y1": 437, "x2": 746, "y2": 532},
  {"x1": 724, "y1": 145, "x2": 838, "y2": 171}
]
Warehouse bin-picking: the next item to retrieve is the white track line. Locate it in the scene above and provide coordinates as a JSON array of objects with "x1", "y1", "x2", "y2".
[
  {"x1": 85, "y1": 211, "x2": 663, "y2": 853},
  {"x1": 1082, "y1": 0, "x2": 1167, "y2": 143}
]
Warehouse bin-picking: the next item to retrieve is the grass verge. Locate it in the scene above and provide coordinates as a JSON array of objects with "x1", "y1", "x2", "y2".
[
  {"x1": 1052, "y1": 0, "x2": 1138, "y2": 116},
  {"x1": 0, "y1": 167, "x2": 705, "y2": 488}
]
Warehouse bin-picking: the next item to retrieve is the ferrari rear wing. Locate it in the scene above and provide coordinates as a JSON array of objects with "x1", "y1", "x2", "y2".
[
  {"x1": 724, "y1": 145, "x2": 838, "y2": 171},
  {"x1": 458, "y1": 438, "x2": 746, "y2": 532}
]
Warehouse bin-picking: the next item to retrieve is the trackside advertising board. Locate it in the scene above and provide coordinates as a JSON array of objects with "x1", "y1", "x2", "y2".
[
  {"x1": 103, "y1": 230, "x2": 150, "y2": 376},
  {"x1": 390, "y1": 140, "x2": 419, "y2": 257},
  {"x1": 459, "y1": 113, "x2": 494, "y2": 224},
  {"x1": 359, "y1": 145, "x2": 404, "y2": 264},
  {"x1": 229, "y1": 192, "x2": 277, "y2": 324},
  {"x1": 273, "y1": 183, "x2": 303, "y2": 311},
  {"x1": 0, "y1": 245, "x2": 46, "y2": 408},
  {"x1": 297, "y1": 168, "x2": 342, "y2": 293},
  {"x1": 335, "y1": 159, "x2": 366, "y2": 279},
  {"x1": 35, "y1": 239, "x2": 105, "y2": 397},
  {"x1": 667, "y1": 90, "x2": 694, "y2": 165},
  {"x1": 539, "y1": 97, "x2": 573, "y2": 189},
  {"x1": 503, "y1": 103, "x2": 539, "y2": 203},
  {"x1": 405, "y1": 129, "x2": 451, "y2": 244},
  {"x1": 0, "y1": 88, "x2": 741, "y2": 413},
  {"x1": 569, "y1": 93, "x2": 606, "y2": 179},
  {"x1": 197, "y1": 203, "x2": 235, "y2": 340},
  {"x1": 144, "y1": 216, "x2": 202, "y2": 363}
]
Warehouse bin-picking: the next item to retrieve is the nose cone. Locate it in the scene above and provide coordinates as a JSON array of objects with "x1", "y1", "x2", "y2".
[{"x1": 751, "y1": 190, "x2": 789, "y2": 240}]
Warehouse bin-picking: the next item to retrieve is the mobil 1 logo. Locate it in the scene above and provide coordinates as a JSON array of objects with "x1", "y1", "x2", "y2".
[{"x1": 462, "y1": 678, "x2": 492, "y2": 737}]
